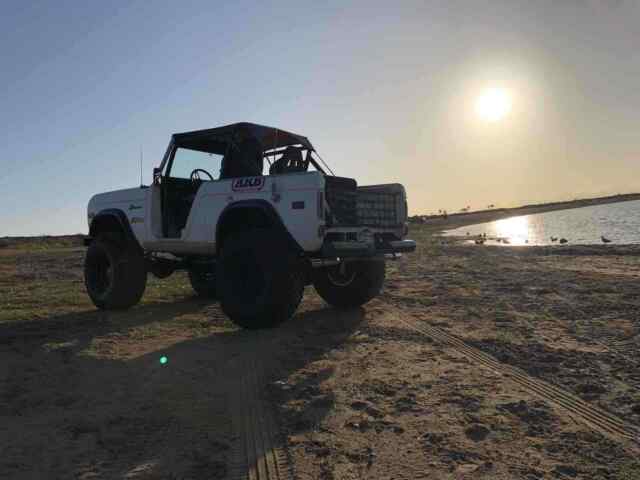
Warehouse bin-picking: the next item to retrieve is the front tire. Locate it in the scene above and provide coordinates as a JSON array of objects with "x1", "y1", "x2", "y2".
[
  {"x1": 313, "y1": 259, "x2": 385, "y2": 308},
  {"x1": 84, "y1": 238, "x2": 147, "y2": 310},
  {"x1": 216, "y1": 228, "x2": 304, "y2": 329}
]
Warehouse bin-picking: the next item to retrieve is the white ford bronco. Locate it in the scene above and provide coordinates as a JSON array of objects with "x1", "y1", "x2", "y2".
[{"x1": 84, "y1": 122, "x2": 415, "y2": 328}]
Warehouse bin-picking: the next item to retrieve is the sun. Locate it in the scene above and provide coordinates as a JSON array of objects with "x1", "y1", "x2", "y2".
[{"x1": 475, "y1": 88, "x2": 511, "y2": 122}]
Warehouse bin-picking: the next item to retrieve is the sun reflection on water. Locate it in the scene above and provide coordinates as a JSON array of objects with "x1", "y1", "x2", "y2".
[
  {"x1": 444, "y1": 200, "x2": 640, "y2": 245},
  {"x1": 495, "y1": 216, "x2": 529, "y2": 245}
]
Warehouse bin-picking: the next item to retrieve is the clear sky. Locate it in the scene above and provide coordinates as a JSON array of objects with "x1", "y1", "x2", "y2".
[{"x1": 1, "y1": 0, "x2": 638, "y2": 235}]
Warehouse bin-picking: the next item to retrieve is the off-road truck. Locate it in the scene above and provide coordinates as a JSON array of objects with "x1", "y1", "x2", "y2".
[{"x1": 84, "y1": 122, "x2": 415, "y2": 328}]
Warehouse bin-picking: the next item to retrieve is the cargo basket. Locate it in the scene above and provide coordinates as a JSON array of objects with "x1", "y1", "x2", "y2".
[{"x1": 357, "y1": 187, "x2": 402, "y2": 228}]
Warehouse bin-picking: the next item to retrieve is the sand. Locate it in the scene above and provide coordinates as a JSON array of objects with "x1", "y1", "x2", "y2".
[{"x1": 1, "y1": 228, "x2": 640, "y2": 479}]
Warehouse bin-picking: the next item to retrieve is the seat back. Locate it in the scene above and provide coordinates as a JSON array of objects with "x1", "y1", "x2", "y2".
[{"x1": 269, "y1": 147, "x2": 306, "y2": 175}]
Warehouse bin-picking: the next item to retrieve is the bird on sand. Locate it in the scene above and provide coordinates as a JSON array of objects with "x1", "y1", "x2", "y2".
[
  {"x1": 559, "y1": 238, "x2": 568, "y2": 244},
  {"x1": 601, "y1": 236, "x2": 612, "y2": 243},
  {"x1": 550, "y1": 236, "x2": 558, "y2": 242},
  {"x1": 474, "y1": 238, "x2": 485, "y2": 245}
]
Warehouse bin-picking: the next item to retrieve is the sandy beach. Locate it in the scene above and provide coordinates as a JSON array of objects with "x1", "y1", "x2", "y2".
[{"x1": 1, "y1": 227, "x2": 640, "y2": 479}]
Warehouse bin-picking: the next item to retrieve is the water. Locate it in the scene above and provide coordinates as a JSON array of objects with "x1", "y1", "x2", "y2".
[{"x1": 443, "y1": 200, "x2": 640, "y2": 246}]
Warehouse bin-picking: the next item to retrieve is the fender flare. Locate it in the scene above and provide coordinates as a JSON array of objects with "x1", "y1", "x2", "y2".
[
  {"x1": 88, "y1": 209, "x2": 141, "y2": 250},
  {"x1": 215, "y1": 200, "x2": 302, "y2": 253}
]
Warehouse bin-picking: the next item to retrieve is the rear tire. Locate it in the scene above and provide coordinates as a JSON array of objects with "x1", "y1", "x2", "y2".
[
  {"x1": 188, "y1": 266, "x2": 217, "y2": 299},
  {"x1": 216, "y1": 228, "x2": 304, "y2": 329},
  {"x1": 313, "y1": 259, "x2": 385, "y2": 308},
  {"x1": 84, "y1": 237, "x2": 147, "y2": 310}
]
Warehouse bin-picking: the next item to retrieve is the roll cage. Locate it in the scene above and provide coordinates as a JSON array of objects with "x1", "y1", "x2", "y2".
[{"x1": 155, "y1": 122, "x2": 332, "y2": 180}]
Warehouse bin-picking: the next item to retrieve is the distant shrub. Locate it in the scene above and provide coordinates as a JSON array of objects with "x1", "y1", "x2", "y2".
[{"x1": 0, "y1": 235, "x2": 84, "y2": 250}]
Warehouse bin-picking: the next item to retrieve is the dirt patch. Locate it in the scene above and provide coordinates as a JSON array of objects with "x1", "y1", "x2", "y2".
[{"x1": 3, "y1": 231, "x2": 640, "y2": 478}]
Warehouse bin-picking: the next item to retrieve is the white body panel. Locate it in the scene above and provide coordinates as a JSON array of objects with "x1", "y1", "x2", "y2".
[
  {"x1": 88, "y1": 172, "x2": 327, "y2": 254},
  {"x1": 88, "y1": 187, "x2": 149, "y2": 241},
  {"x1": 88, "y1": 172, "x2": 410, "y2": 257}
]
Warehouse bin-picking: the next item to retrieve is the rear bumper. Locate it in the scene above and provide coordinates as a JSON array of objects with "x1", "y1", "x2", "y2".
[{"x1": 321, "y1": 239, "x2": 416, "y2": 258}]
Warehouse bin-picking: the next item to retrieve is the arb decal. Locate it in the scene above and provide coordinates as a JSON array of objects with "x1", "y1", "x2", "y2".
[{"x1": 232, "y1": 176, "x2": 265, "y2": 192}]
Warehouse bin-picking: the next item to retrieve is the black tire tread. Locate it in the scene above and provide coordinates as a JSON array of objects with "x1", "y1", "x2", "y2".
[
  {"x1": 217, "y1": 228, "x2": 304, "y2": 329},
  {"x1": 84, "y1": 238, "x2": 147, "y2": 310},
  {"x1": 313, "y1": 259, "x2": 385, "y2": 308}
]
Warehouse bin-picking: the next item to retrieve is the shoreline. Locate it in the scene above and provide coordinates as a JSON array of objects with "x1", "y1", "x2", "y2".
[{"x1": 416, "y1": 194, "x2": 640, "y2": 236}]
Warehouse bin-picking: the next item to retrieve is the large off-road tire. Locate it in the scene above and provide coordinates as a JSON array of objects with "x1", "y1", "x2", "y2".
[
  {"x1": 216, "y1": 228, "x2": 304, "y2": 329},
  {"x1": 84, "y1": 238, "x2": 147, "y2": 310},
  {"x1": 313, "y1": 259, "x2": 385, "y2": 308},
  {"x1": 188, "y1": 266, "x2": 217, "y2": 299}
]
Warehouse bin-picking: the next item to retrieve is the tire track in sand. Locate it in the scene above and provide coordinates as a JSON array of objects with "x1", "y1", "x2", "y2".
[
  {"x1": 226, "y1": 349, "x2": 292, "y2": 480},
  {"x1": 391, "y1": 308, "x2": 640, "y2": 447}
]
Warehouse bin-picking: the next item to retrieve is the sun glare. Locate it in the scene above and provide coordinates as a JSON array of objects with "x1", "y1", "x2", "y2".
[
  {"x1": 495, "y1": 216, "x2": 529, "y2": 245},
  {"x1": 475, "y1": 88, "x2": 511, "y2": 122}
]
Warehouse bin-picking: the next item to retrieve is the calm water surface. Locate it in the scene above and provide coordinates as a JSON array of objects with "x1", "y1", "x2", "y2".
[{"x1": 444, "y1": 200, "x2": 640, "y2": 246}]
